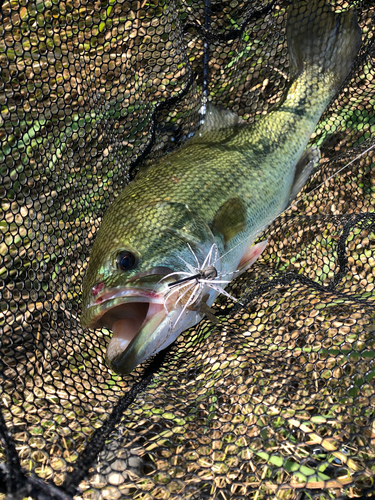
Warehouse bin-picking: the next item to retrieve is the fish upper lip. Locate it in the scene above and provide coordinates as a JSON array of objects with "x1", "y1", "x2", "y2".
[
  {"x1": 88, "y1": 266, "x2": 174, "y2": 310},
  {"x1": 86, "y1": 287, "x2": 164, "y2": 328},
  {"x1": 85, "y1": 267, "x2": 176, "y2": 329},
  {"x1": 126, "y1": 266, "x2": 173, "y2": 282},
  {"x1": 93, "y1": 287, "x2": 162, "y2": 307}
]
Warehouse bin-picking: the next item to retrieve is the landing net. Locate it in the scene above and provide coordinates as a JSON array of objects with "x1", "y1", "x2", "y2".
[{"x1": 1, "y1": 1, "x2": 375, "y2": 499}]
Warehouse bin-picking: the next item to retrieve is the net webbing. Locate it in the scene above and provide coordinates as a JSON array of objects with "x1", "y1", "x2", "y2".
[{"x1": 1, "y1": 0, "x2": 375, "y2": 499}]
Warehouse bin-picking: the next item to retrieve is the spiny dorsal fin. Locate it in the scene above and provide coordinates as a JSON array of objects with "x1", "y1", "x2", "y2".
[
  {"x1": 200, "y1": 103, "x2": 245, "y2": 135},
  {"x1": 211, "y1": 197, "x2": 247, "y2": 247}
]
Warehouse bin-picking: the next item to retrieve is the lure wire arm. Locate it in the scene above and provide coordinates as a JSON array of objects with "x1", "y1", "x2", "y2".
[{"x1": 168, "y1": 273, "x2": 202, "y2": 288}]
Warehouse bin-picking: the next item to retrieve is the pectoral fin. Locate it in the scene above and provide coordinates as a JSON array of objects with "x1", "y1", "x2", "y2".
[
  {"x1": 235, "y1": 239, "x2": 268, "y2": 277},
  {"x1": 211, "y1": 197, "x2": 247, "y2": 247},
  {"x1": 288, "y1": 146, "x2": 320, "y2": 204}
]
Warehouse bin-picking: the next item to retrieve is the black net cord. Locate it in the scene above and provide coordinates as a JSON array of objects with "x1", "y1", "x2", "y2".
[
  {"x1": 129, "y1": 1, "x2": 280, "y2": 182},
  {"x1": 127, "y1": 0, "x2": 279, "y2": 180},
  {"x1": 0, "y1": 347, "x2": 170, "y2": 500},
  {"x1": 0, "y1": 403, "x2": 25, "y2": 497},
  {"x1": 203, "y1": 0, "x2": 210, "y2": 101},
  {"x1": 0, "y1": 404, "x2": 74, "y2": 500},
  {"x1": 61, "y1": 345, "x2": 172, "y2": 496},
  {"x1": 183, "y1": 0, "x2": 277, "y2": 42},
  {"x1": 60, "y1": 215, "x2": 375, "y2": 498},
  {"x1": 128, "y1": 66, "x2": 195, "y2": 181},
  {"x1": 231, "y1": 213, "x2": 375, "y2": 313},
  {"x1": 329, "y1": 215, "x2": 358, "y2": 291}
]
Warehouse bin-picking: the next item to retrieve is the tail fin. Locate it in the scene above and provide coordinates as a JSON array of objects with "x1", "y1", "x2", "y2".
[{"x1": 286, "y1": 0, "x2": 361, "y2": 89}]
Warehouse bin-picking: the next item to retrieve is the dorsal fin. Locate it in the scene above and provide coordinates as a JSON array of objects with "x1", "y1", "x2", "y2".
[
  {"x1": 288, "y1": 146, "x2": 320, "y2": 205},
  {"x1": 200, "y1": 103, "x2": 244, "y2": 135}
]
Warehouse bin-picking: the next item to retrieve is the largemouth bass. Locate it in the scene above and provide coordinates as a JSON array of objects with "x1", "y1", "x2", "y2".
[{"x1": 81, "y1": 0, "x2": 361, "y2": 374}]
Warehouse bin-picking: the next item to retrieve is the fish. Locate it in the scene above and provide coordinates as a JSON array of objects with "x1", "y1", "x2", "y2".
[{"x1": 80, "y1": 0, "x2": 361, "y2": 374}]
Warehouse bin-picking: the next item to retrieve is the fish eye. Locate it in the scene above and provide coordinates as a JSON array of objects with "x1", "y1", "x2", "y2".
[{"x1": 117, "y1": 251, "x2": 137, "y2": 271}]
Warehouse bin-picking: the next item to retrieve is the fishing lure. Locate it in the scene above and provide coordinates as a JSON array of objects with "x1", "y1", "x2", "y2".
[{"x1": 160, "y1": 243, "x2": 241, "y2": 329}]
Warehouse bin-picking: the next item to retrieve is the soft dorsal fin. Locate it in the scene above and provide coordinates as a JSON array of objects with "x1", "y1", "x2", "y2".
[
  {"x1": 288, "y1": 146, "x2": 320, "y2": 205},
  {"x1": 211, "y1": 197, "x2": 247, "y2": 247},
  {"x1": 200, "y1": 103, "x2": 244, "y2": 135}
]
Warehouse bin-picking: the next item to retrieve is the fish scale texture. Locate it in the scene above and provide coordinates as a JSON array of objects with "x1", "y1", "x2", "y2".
[{"x1": 1, "y1": 0, "x2": 375, "y2": 499}]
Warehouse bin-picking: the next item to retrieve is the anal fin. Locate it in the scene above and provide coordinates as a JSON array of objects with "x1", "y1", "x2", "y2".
[{"x1": 288, "y1": 146, "x2": 320, "y2": 205}]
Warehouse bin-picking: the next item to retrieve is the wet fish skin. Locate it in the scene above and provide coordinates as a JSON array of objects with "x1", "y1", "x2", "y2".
[{"x1": 81, "y1": 0, "x2": 361, "y2": 374}]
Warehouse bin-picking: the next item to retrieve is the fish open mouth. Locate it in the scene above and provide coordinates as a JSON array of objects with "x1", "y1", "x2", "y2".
[
  {"x1": 93, "y1": 298, "x2": 166, "y2": 363},
  {"x1": 85, "y1": 279, "x2": 174, "y2": 373},
  {"x1": 82, "y1": 265, "x2": 203, "y2": 373}
]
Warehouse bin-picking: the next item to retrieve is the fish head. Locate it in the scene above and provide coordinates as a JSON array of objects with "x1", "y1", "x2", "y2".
[{"x1": 81, "y1": 200, "x2": 220, "y2": 374}]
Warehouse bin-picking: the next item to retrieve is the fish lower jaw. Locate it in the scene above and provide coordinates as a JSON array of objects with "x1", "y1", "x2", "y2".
[
  {"x1": 100, "y1": 284, "x2": 220, "y2": 374},
  {"x1": 105, "y1": 301, "x2": 166, "y2": 363},
  {"x1": 105, "y1": 299, "x2": 207, "y2": 374}
]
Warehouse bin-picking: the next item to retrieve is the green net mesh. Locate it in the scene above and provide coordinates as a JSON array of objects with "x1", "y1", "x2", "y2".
[{"x1": 1, "y1": 0, "x2": 375, "y2": 498}]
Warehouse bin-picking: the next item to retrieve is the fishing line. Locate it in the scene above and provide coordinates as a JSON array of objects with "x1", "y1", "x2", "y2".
[
  {"x1": 211, "y1": 141, "x2": 375, "y2": 268},
  {"x1": 203, "y1": 0, "x2": 210, "y2": 101}
]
